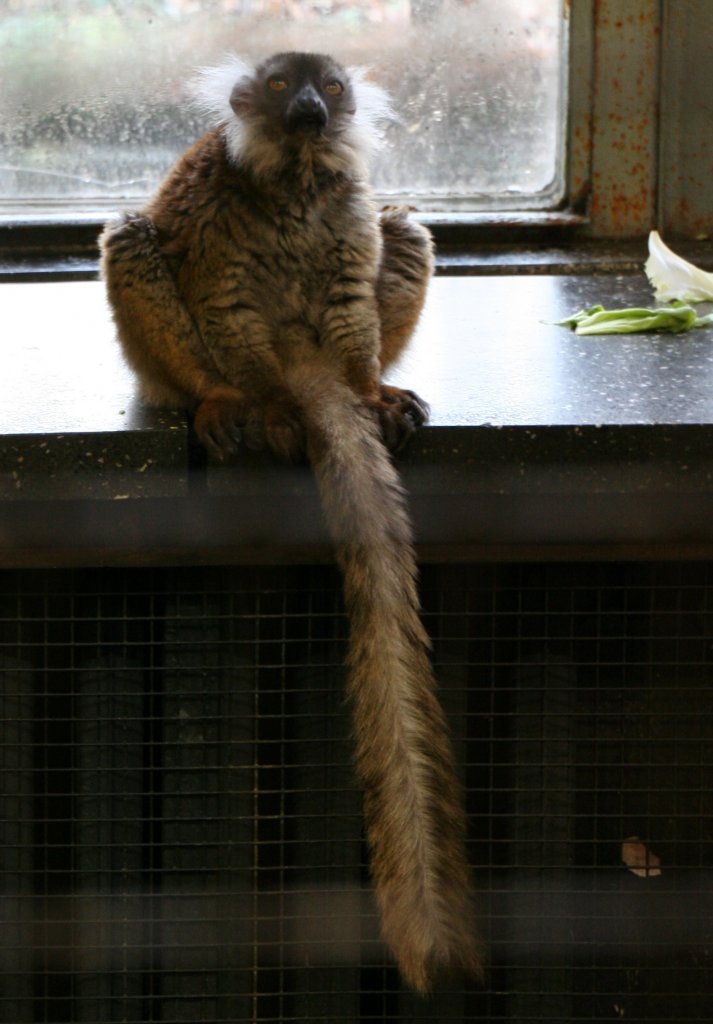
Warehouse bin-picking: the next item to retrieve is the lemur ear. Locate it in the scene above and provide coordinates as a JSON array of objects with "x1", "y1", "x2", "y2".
[
  {"x1": 229, "y1": 78, "x2": 254, "y2": 116},
  {"x1": 188, "y1": 55, "x2": 255, "y2": 125}
]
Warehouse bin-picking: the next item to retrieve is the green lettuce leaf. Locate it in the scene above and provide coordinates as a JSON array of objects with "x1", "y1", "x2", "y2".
[{"x1": 553, "y1": 303, "x2": 713, "y2": 335}]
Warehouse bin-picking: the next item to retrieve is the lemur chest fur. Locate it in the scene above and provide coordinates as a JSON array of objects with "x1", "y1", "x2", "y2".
[{"x1": 170, "y1": 171, "x2": 381, "y2": 356}]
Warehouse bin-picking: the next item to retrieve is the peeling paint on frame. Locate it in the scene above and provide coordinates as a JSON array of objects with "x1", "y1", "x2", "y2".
[{"x1": 588, "y1": 0, "x2": 660, "y2": 237}]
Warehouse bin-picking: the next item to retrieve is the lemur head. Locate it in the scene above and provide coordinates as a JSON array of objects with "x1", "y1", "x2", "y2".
[
  {"x1": 191, "y1": 51, "x2": 392, "y2": 180},
  {"x1": 231, "y1": 52, "x2": 354, "y2": 138}
]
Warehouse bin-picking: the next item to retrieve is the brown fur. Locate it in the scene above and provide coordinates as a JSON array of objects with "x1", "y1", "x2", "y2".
[{"x1": 100, "y1": 51, "x2": 483, "y2": 991}]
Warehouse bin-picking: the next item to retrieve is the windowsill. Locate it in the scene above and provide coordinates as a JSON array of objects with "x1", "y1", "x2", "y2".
[
  {"x1": 3, "y1": 257, "x2": 713, "y2": 566},
  {"x1": 1, "y1": 210, "x2": 592, "y2": 281}
]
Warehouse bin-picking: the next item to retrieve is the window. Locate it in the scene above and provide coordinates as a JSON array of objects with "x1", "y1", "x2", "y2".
[{"x1": 0, "y1": 0, "x2": 566, "y2": 215}]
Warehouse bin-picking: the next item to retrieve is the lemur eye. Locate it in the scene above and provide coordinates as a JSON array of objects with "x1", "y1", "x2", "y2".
[
  {"x1": 268, "y1": 77, "x2": 288, "y2": 92},
  {"x1": 325, "y1": 80, "x2": 344, "y2": 96}
]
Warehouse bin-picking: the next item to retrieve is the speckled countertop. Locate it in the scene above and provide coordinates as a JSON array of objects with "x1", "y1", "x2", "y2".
[{"x1": 3, "y1": 271, "x2": 713, "y2": 564}]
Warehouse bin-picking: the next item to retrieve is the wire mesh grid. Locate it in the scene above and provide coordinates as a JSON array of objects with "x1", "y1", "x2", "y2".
[{"x1": 1, "y1": 561, "x2": 712, "y2": 1023}]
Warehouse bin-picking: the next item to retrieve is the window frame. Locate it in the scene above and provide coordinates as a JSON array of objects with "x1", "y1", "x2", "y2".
[{"x1": 1, "y1": 0, "x2": 711, "y2": 278}]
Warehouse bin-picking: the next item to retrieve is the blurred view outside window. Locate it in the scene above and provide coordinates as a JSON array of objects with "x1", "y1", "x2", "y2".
[{"x1": 0, "y1": 0, "x2": 565, "y2": 214}]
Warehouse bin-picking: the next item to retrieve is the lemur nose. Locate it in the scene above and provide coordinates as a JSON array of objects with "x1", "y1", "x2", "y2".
[{"x1": 286, "y1": 84, "x2": 328, "y2": 132}]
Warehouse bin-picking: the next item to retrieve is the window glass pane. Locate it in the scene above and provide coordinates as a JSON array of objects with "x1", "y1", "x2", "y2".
[{"x1": 0, "y1": 0, "x2": 565, "y2": 213}]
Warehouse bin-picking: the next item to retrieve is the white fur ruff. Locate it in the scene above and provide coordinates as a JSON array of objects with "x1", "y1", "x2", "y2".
[{"x1": 188, "y1": 54, "x2": 254, "y2": 159}]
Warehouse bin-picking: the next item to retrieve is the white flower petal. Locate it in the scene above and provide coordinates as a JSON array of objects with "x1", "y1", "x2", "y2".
[{"x1": 645, "y1": 230, "x2": 713, "y2": 302}]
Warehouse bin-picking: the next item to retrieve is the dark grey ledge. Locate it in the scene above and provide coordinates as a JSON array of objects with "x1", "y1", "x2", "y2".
[
  {"x1": 1, "y1": 280, "x2": 188, "y2": 501},
  {"x1": 3, "y1": 268, "x2": 713, "y2": 566}
]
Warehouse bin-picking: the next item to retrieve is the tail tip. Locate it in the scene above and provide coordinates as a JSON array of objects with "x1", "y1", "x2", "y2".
[{"x1": 399, "y1": 935, "x2": 487, "y2": 995}]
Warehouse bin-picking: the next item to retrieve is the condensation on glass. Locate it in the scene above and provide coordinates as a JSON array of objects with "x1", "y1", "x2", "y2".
[{"x1": 0, "y1": 0, "x2": 565, "y2": 214}]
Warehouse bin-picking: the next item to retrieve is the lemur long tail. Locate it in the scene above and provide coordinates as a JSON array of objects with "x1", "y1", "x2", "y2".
[{"x1": 292, "y1": 367, "x2": 484, "y2": 993}]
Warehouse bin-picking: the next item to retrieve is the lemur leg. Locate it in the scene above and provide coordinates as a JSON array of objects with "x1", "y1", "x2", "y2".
[
  {"x1": 101, "y1": 215, "x2": 231, "y2": 407},
  {"x1": 374, "y1": 208, "x2": 434, "y2": 450},
  {"x1": 101, "y1": 214, "x2": 301, "y2": 461}
]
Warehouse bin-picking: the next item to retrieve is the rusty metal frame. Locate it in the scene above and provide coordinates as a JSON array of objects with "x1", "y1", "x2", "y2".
[
  {"x1": 658, "y1": 0, "x2": 713, "y2": 239},
  {"x1": 572, "y1": 0, "x2": 713, "y2": 240},
  {"x1": 570, "y1": 0, "x2": 662, "y2": 237}
]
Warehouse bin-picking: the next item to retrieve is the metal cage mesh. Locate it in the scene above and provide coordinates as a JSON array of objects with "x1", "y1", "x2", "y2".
[{"x1": 1, "y1": 562, "x2": 712, "y2": 1023}]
